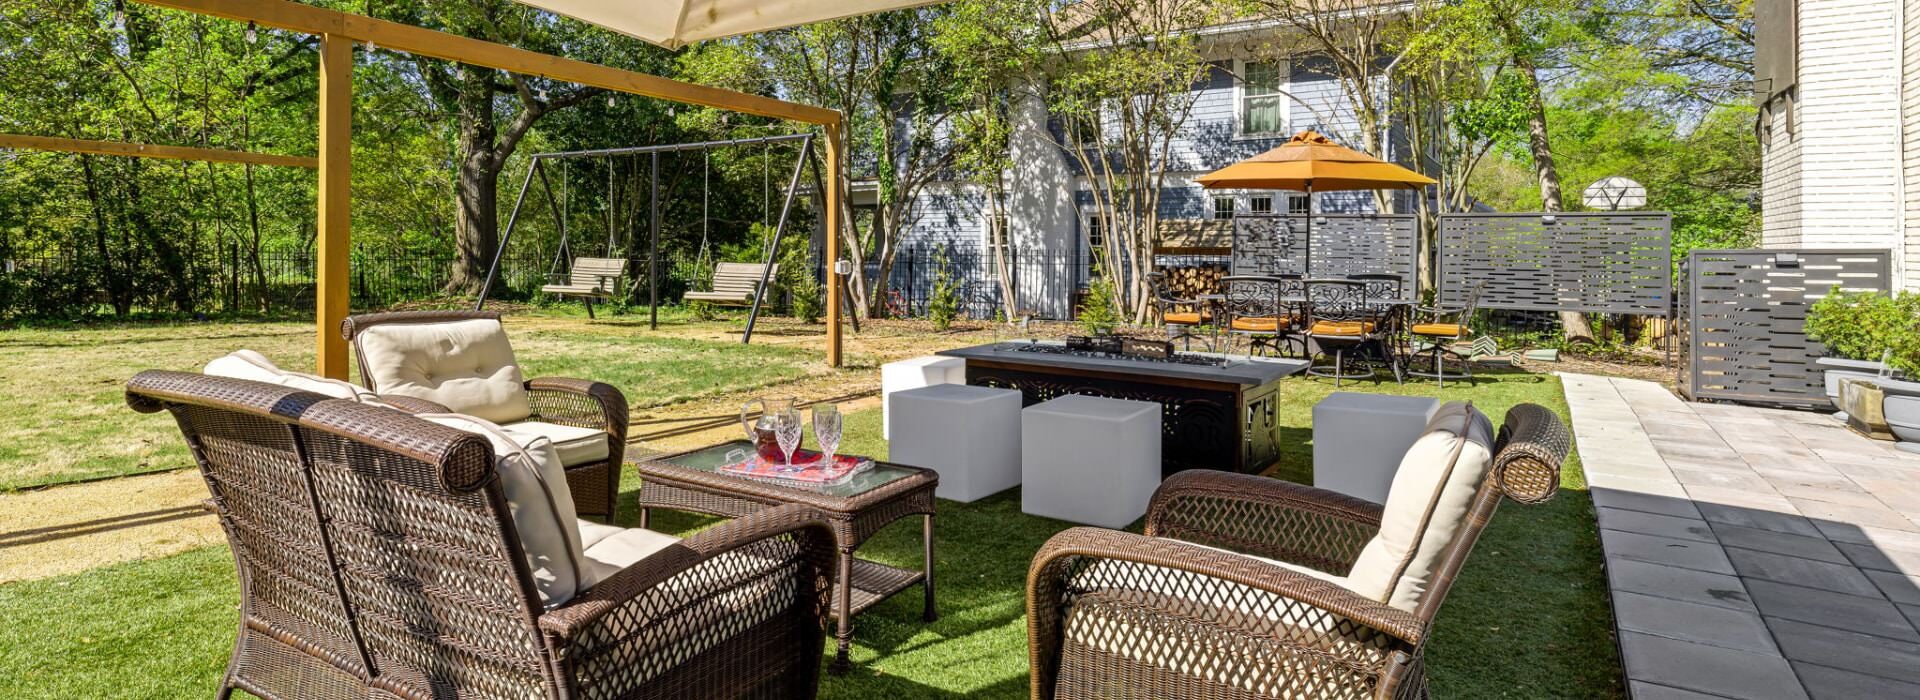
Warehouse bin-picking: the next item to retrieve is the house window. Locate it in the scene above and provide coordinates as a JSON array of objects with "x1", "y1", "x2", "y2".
[
  {"x1": 1084, "y1": 213, "x2": 1108, "y2": 279},
  {"x1": 1237, "y1": 59, "x2": 1290, "y2": 137},
  {"x1": 1065, "y1": 111, "x2": 1101, "y2": 146},
  {"x1": 1249, "y1": 196, "x2": 1274, "y2": 215},
  {"x1": 984, "y1": 212, "x2": 1009, "y2": 276},
  {"x1": 1211, "y1": 196, "x2": 1235, "y2": 220},
  {"x1": 1289, "y1": 196, "x2": 1311, "y2": 215}
]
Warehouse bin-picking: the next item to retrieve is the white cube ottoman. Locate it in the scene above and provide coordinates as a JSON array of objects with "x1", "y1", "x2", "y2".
[
  {"x1": 889, "y1": 384, "x2": 1023, "y2": 502},
  {"x1": 882, "y1": 355, "x2": 967, "y2": 440},
  {"x1": 1022, "y1": 395, "x2": 1161, "y2": 528},
  {"x1": 1312, "y1": 392, "x2": 1441, "y2": 504}
]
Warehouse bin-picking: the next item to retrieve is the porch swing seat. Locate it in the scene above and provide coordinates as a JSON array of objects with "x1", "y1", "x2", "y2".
[
  {"x1": 542, "y1": 257, "x2": 627, "y2": 318},
  {"x1": 683, "y1": 261, "x2": 778, "y2": 306}
]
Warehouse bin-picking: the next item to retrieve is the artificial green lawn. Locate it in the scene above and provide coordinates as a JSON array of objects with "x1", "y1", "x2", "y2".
[{"x1": 0, "y1": 370, "x2": 1623, "y2": 699}]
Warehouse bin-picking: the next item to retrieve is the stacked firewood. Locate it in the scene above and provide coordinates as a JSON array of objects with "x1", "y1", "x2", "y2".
[{"x1": 1162, "y1": 264, "x2": 1227, "y2": 299}]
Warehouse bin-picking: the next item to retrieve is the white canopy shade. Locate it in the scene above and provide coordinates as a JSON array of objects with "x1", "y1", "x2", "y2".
[{"x1": 514, "y1": 0, "x2": 951, "y2": 49}]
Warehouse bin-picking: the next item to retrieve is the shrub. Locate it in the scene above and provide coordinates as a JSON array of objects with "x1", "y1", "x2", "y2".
[
  {"x1": 1077, "y1": 276, "x2": 1122, "y2": 335},
  {"x1": 1807, "y1": 289, "x2": 1920, "y2": 375},
  {"x1": 927, "y1": 246, "x2": 961, "y2": 331}
]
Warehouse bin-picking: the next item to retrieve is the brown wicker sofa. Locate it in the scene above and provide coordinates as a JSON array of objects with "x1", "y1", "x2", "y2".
[
  {"x1": 340, "y1": 310, "x2": 628, "y2": 520},
  {"x1": 1027, "y1": 402, "x2": 1570, "y2": 700},
  {"x1": 127, "y1": 370, "x2": 837, "y2": 700}
]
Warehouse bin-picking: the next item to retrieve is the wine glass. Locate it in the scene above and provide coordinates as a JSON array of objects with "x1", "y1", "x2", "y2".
[
  {"x1": 812, "y1": 403, "x2": 842, "y2": 468},
  {"x1": 773, "y1": 406, "x2": 804, "y2": 470}
]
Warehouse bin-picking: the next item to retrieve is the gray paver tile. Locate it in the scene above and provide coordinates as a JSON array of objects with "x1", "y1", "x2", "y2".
[
  {"x1": 1617, "y1": 631, "x2": 1807, "y2": 700},
  {"x1": 1613, "y1": 591, "x2": 1779, "y2": 653},
  {"x1": 1710, "y1": 523, "x2": 1849, "y2": 564},
  {"x1": 1833, "y1": 541, "x2": 1920, "y2": 575},
  {"x1": 1600, "y1": 507, "x2": 1717, "y2": 543},
  {"x1": 1790, "y1": 499, "x2": 1920, "y2": 533},
  {"x1": 1697, "y1": 503, "x2": 1824, "y2": 538},
  {"x1": 1745, "y1": 579, "x2": 1920, "y2": 643},
  {"x1": 1592, "y1": 486, "x2": 1701, "y2": 519},
  {"x1": 1605, "y1": 530, "x2": 1736, "y2": 575},
  {"x1": 1791, "y1": 662, "x2": 1920, "y2": 700},
  {"x1": 1767, "y1": 618, "x2": 1920, "y2": 684},
  {"x1": 1685, "y1": 485, "x2": 1797, "y2": 513},
  {"x1": 1675, "y1": 468, "x2": 1779, "y2": 492},
  {"x1": 1629, "y1": 682, "x2": 1740, "y2": 700},
  {"x1": 1813, "y1": 521, "x2": 1920, "y2": 551},
  {"x1": 1865, "y1": 569, "x2": 1920, "y2": 606},
  {"x1": 1745, "y1": 452, "x2": 1840, "y2": 474},
  {"x1": 1727, "y1": 548, "x2": 1883, "y2": 598},
  {"x1": 1607, "y1": 558, "x2": 1755, "y2": 612},
  {"x1": 1901, "y1": 604, "x2": 1920, "y2": 630}
]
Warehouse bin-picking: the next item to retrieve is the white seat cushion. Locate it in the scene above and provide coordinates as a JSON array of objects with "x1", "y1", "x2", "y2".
[
  {"x1": 204, "y1": 349, "x2": 376, "y2": 402},
  {"x1": 499, "y1": 420, "x2": 611, "y2": 467},
  {"x1": 356, "y1": 319, "x2": 532, "y2": 424},
  {"x1": 419, "y1": 413, "x2": 586, "y2": 608},
  {"x1": 1343, "y1": 401, "x2": 1495, "y2": 611},
  {"x1": 577, "y1": 519, "x2": 682, "y2": 583}
]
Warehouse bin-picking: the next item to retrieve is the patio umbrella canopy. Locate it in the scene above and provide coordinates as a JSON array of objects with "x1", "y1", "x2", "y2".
[
  {"x1": 509, "y1": 0, "x2": 953, "y2": 49},
  {"x1": 1195, "y1": 130, "x2": 1435, "y2": 276}
]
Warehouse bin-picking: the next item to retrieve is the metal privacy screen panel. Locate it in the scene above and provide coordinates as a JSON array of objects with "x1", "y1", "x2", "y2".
[
  {"x1": 1230, "y1": 214, "x2": 1419, "y2": 301},
  {"x1": 1438, "y1": 213, "x2": 1672, "y2": 314},
  {"x1": 1679, "y1": 249, "x2": 1893, "y2": 406}
]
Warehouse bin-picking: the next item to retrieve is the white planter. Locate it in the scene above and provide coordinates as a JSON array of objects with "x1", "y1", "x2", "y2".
[{"x1": 1816, "y1": 358, "x2": 1903, "y2": 415}]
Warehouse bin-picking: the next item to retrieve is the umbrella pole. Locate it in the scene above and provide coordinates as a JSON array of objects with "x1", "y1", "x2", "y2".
[{"x1": 1302, "y1": 181, "x2": 1313, "y2": 277}]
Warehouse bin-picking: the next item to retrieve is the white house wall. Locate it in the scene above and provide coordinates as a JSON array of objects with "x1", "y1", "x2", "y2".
[
  {"x1": 1789, "y1": 0, "x2": 1904, "y2": 250},
  {"x1": 1904, "y1": 0, "x2": 1920, "y2": 289}
]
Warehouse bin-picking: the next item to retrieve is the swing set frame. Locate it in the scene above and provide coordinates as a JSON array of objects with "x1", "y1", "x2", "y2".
[{"x1": 475, "y1": 133, "x2": 814, "y2": 344}]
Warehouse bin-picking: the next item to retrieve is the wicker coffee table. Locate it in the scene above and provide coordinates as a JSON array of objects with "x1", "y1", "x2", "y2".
[{"x1": 631, "y1": 441, "x2": 938, "y2": 671}]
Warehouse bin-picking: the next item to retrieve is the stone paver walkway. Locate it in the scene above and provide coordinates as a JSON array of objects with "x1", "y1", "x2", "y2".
[{"x1": 1564, "y1": 373, "x2": 1920, "y2": 700}]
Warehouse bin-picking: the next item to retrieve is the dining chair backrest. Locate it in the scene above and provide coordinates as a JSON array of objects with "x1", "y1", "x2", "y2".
[
  {"x1": 1304, "y1": 278, "x2": 1373, "y2": 324},
  {"x1": 1220, "y1": 275, "x2": 1286, "y2": 320},
  {"x1": 1348, "y1": 273, "x2": 1403, "y2": 304}
]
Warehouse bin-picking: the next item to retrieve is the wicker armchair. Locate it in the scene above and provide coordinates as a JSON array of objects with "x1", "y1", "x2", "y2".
[
  {"x1": 1027, "y1": 403, "x2": 1570, "y2": 700},
  {"x1": 341, "y1": 310, "x2": 628, "y2": 520},
  {"x1": 127, "y1": 370, "x2": 837, "y2": 700}
]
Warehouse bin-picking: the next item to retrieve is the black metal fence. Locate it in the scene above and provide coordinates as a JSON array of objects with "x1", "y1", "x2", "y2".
[
  {"x1": 1678, "y1": 248, "x2": 1894, "y2": 407},
  {"x1": 874, "y1": 243, "x2": 1223, "y2": 320}
]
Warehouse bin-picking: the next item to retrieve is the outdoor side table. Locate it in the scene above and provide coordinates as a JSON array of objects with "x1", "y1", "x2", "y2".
[
  {"x1": 1312, "y1": 392, "x2": 1439, "y2": 504},
  {"x1": 630, "y1": 441, "x2": 938, "y2": 672}
]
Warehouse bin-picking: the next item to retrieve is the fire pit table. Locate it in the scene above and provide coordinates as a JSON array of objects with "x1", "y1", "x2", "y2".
[{"x1": 938, "y1": 341, "x2": 1308, "y2": 475}]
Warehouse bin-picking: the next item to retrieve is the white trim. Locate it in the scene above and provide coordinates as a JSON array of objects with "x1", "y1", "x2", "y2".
[{"x1": 1232, "y1": 57, "x2": 1292, "y2": 140}]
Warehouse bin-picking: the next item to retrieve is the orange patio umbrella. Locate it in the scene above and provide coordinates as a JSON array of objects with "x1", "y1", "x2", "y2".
[{"x1": 1195, "y1": 130, "x2": 1435, "y2": 275}]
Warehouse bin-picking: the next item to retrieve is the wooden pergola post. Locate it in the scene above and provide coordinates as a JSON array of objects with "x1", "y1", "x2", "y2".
[
  {"x1": 824, "y1": 121, "x2": 843, "y2": 367},
  {"x1": 315, "y1": 34, "x2": 353, "y2": 379}
]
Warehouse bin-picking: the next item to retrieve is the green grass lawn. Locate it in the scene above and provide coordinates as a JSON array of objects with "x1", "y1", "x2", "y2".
[
  {"x1": 0, "y1": 318, "x2": 814, "y2": 490},
  {"x1": 0, "y1": 370, "x2": 1624, "y2": 699}
]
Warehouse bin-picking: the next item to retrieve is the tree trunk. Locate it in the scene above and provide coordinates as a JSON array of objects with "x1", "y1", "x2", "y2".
[
  {"x1": 447, "y1": 80, "x2": 501, "y2": 296},
  {"x1": 1513, "y1": 57, "x2": 1595, "y2": 345}
]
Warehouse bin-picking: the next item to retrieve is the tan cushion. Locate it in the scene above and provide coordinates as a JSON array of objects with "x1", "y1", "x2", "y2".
[
  {"x1": 1344, "y1": 402, "x2": 1495, "y2": 611},
  {"x1": 1163, "y1": 311, "x2": 1205, "y2": 325},
  {"x1": 204, "y1": 350, "x2": 376, "y2": 402},
  {"x1": 577, "y1": 519, "x2": 682, "y2": 583},
  {"x1": 1309, "y1": 320, "x2": 1375, "y2": 336},
  {"x1": 419, "y1": 413, "x2": 585, "y2": 608},
  {"x1": 1231, "y1": 316, "x2": 1289, "y2": 332},
  {"x1": 357, "y1": 319, "x2": 532, "y2": 424},
  {"x1": 1411, "y1": 323, "x2": 1465, "y2": 337},
  {"x1": 499, "y1": 420, "x2": 611, "y2": 467}
]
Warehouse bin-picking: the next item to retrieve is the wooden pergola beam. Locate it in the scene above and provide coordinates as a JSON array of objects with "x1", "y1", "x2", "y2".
[
  {"x1": 134, "y1": 0, "x2": 840, "y2": 125},
  {"x1": 123, "y1": 0, "x2": 847, "y2": 376},
  {"x1": 0, "y1": 134, "x2": 316, "y2": 169}
]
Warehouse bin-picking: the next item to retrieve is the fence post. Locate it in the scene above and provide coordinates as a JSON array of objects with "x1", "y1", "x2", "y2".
[
  {"x1": 1010, "y1": 245, "x2": 1020, "y2": 316},
  {"x1": 906, "y1": 248, "x2": 917, "y2": 318}
]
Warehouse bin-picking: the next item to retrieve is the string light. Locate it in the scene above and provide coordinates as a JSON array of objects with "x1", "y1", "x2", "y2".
[
  {"x1": 244, "y1": 21, "x2": 258, "y2": 44},
  {"x1": 111, "y1": 0, "x2": 125, "y2": 29},
  {"x1": 607, "y1": 94, "x2": 616, "y2": 108}
]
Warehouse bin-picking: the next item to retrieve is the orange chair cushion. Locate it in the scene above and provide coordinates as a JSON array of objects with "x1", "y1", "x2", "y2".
[
  {"x1": 1310, "y1": 320, "x2": 1376, "y2": 336},
  {"x1": 1164, "y1": 312, "x2": 1205, "y2": 325},
  {"x1": 1230, "y1": 316, "x2": 1288, "y2": 332},
  {"x1": 1411, "y1": 323, "x2": 1466, "y2": 337}
]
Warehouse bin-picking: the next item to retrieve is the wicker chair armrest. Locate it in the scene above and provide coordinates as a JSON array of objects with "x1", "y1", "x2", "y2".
[
  {"x1": 1145, "y1": 470, "x2": 1382, "y2": 573},
  {"x1": 1028, "y1": 527, "x2": 1422, "y2": 699},
  {"x1": 524, "y1": 377, "x2": 629, "y2": 441},
  {"x1": 539, "y1": 504, "x2": 835, "y2": 641},
  {"x1": 369, "y1": 394, "x2": 453, "y2": 415}
]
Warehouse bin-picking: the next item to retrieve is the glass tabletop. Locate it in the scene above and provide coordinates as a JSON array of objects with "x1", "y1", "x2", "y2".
[{"x1": 653, "y1": 439, "x2": 922, "y2": 498}]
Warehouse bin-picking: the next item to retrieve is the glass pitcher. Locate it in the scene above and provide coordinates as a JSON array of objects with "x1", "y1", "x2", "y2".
[{"x1": 741, "y1": 397, "x2": 799, "y2": 461}]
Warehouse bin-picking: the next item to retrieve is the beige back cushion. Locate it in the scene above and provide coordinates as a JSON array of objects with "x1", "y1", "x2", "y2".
[
  {"x1": 356, "y1": 319, "x2": 531, "y2": 424},
  {"x1": 204, "y1": 350, "x2": 376, "y2": 402},
  {"x1": 1343, "y1": 401, "x2": 1496, "y2": 611},
  {"x1": 419, "y1": 414, "x2": 587, "y2": 608}
]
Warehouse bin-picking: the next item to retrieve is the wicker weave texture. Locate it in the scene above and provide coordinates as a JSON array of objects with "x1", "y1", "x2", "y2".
[
  {"x1": 128, "y1": 370, "x2": 836, "y2": 700},
  {"x1": 1029, "y1": 404, "x2": 1570, "y2": 700}
]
